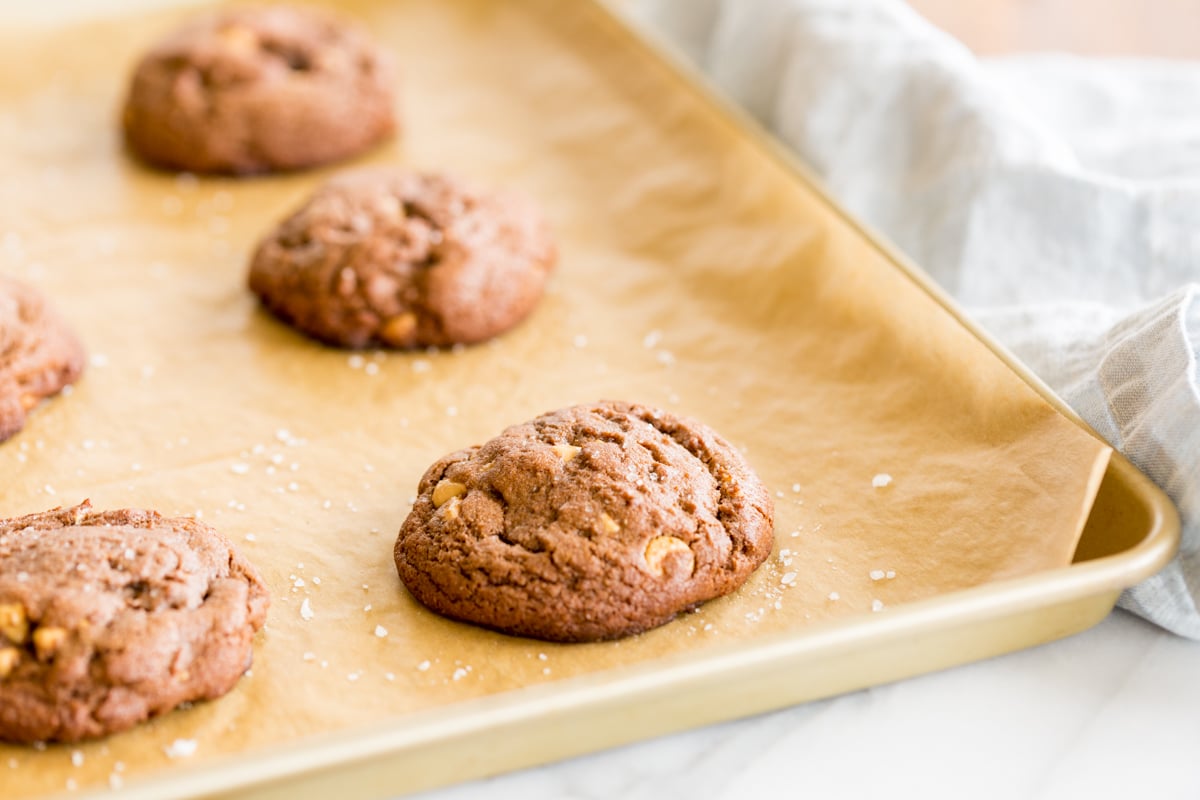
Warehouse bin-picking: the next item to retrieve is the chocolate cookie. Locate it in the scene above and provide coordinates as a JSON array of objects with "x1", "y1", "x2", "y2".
[
  {"x1": 248, "y1": 169, "x2": 557, "y2": 349},
  {"x1": 394, "y1": 402, "x2": 775, "y2": 642},
  {"x1": 122, "y1": 5, "x2": 395, "y2": 174},
  {"x1": 0, "y1": 502, "x2": 270, "y2": 743},
  {"x1": 0, "y1": 277, "x2": 85, "y2": 444}
]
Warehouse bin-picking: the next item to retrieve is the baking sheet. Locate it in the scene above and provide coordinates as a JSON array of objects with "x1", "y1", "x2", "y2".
[{"x1": 0, "y1": 0, "x2": 1111, "y2": 796}]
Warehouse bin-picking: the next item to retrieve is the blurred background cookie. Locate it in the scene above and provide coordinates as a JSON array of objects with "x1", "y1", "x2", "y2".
[
  {"x1": 0, "y1": 277, "x2": 85, "y2": 444},
  {"x1": 248, "y1": 168, "x2": 557, "y2": 348},
  {"x1": 121, "y1": 5, "x2": 395, "y2": 174},
  {"x1": 394, "y1": 401, "x2": 775, "y2": 642},
  {"x1": 0, "y1": 502, "x2": 269, "y2": 743}
]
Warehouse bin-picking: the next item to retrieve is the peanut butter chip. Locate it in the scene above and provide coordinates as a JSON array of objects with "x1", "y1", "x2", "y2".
[
  {"x1": 0, "y1": 647, "x2": 19, "y2": 679},
  {"x1": 643, "y1": 536, "x2": 694, "y2": 577},
  {"x1": 32, "y1": 627, "x2": 67, "y2": 661},
  {"x1": 551, "y1": 444, "x2": 581, "y2": 462},
  {"x1": 598, "y1": 512, "x2": 620, "y2": 534},
  {"x1": 441, "y1": 495, "x2": 461, "y2": 521},
  {"x1": 0, "y1": 604, "x2": 29, "y2": 644},
  {"x1": 217, "y1": 24, "x2": 258, "y2": 52},
  {"x1": 379, "y1": 313, "x2": 417, "y2": 344},
  {"x1": 432, "y1": 480, "x2": 467, "y2": 508}
]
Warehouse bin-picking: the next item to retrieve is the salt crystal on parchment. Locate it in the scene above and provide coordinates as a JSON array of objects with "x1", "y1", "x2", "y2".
[{"x1": 164, "y1": 739, "x2": 197, "y2": 759}]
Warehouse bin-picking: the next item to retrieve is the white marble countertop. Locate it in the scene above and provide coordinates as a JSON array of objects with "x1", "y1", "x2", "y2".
[{"x1": 411, "y1": 610, "x2": 1200, "y2": 799}]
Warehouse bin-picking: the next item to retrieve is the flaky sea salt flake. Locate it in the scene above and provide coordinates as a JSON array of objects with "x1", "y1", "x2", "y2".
[{"x1": 164, "y1": 739, "x2": 198, "y2": 759}]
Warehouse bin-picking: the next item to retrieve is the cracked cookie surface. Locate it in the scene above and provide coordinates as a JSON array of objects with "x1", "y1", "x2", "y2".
[
  {"x1": 0, "y1": 277, "x2": 85, "y2": 444},
  {"x1": 394, "y1": 401, "x2": 775, "y2": 642},
  {"x1": 0, "y1": 502, "x2": 270, "y2": 743},
  {"x1": 122, "y1": 5, "x2": 395, "y2": 174},
  {"x1": 248, "y1": 168, "x2": 557, "y2": 348}
]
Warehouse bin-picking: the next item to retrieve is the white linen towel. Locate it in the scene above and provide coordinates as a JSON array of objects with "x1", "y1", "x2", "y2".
[{"x1": 633, "y1": 0, "x2": 1200, "y2": 637}]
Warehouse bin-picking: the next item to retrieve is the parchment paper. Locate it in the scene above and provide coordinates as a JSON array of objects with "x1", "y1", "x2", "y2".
[{"x1": 0, "y1": 0, "x2": 1111, "y2": 795}]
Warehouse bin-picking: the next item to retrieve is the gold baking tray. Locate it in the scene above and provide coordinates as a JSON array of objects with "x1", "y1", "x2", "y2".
[{"x1": 0, "y1": 0, "x2": 1179, "y2": 797}]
